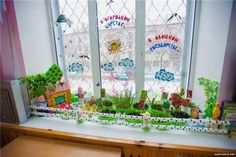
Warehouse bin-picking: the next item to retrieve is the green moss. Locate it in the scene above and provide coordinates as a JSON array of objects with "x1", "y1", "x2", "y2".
[
  {"x1": 125, "y1": 118, "x2": 143, "y2": 124},
  {"x1": 98, "y1": 116, "x2": 117, "y2": 122}
]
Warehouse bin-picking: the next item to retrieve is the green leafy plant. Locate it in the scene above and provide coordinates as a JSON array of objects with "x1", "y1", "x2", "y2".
[
  {"x1": 111, "y1": 90, "x2": 134, "y2": 109},
  {"x1": 19, "y1": 74, "x2": 55, "y2": 99},
  {"x1": 198, "y1": 77, "x2": 219, "y2": 118},
  {"x1": 102, "y1": 98, "x2": 113, "y2": 107}
]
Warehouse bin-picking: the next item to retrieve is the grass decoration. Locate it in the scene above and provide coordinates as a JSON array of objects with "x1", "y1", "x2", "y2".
[
  {"x1": 111, "y1": 90, "x2": 134, "y2": 109},
  {"x1": 125, "y1": 118, "x2": 143, "y2": 124},
  {"x1": 150, "y1": 120, "x2": 186, "y2": 126},
  {"x1": 99, "y1": 106, "x2": 117, "y2": 114},
  {"x1": 149, "y1": 109, "x2": 173, "y2": 117},
  {"x1": 198, "y1": 77, "x2": 220, "y2": 118},
  {"x1": 123, "y1": 108, "x2": 145, "y2": 116},
  {"x1": 170, "y1": 110, "x2": 190, "y2": 118},
  {"x1": 98, "y1": 116, "x2": 117, "y2": 122}
]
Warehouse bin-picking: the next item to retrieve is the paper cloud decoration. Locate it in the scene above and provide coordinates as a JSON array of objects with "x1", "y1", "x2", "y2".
[
  {"x1": 118, "y1": 58, "x2": 134, "y2": 68},
  {"x1": 155, "y1": 69, "x2": 174, "y2": 81},
  {"x1": 68, "y1": 62, "x2": 84, "y2": 73},
  {"x1": 101, "y1": 62, "x2": 115, "y2": 72}
]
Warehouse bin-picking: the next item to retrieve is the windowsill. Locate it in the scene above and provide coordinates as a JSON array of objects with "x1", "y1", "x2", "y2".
[{"x1": 20, "y1": 116, "x2": 236, "y2": 150}]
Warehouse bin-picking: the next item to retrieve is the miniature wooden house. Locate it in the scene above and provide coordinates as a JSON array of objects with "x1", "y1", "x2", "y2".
[{"x1": 45, "y1": 82, "x2": 71, "y2": 107}]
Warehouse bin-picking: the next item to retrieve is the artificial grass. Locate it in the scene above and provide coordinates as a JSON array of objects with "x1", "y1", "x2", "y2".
[
  {"x1": 125, "y1": 118, "x2": 143, "y2": 124},
  {"x1": 98, "y1": 116, "x2": 117, "y2": 122}
]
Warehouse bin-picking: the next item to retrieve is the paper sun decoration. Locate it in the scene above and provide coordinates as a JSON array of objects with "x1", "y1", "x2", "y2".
[
  {"x1": 106, "y1": 39, "x2": 122, "y2": 55},
  {"x1": 155, "y1": 69, "x2": 174, "y2": 81}
]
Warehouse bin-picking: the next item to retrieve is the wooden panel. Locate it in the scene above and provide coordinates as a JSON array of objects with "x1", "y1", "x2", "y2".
[
  {"x1": 1, "y1": 123, "x2": 236, "y2": 157},
  {"x1": 0, "y1": 90, "x2": 16, "y2": 124},
  {"x1": 2, "y1": 136, "x2": 121, "y2": 157}
]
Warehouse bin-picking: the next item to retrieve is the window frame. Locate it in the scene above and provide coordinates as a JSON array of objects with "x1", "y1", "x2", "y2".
[{"x1": 49, "y1": 0, "x2": 196, "y2": 97}]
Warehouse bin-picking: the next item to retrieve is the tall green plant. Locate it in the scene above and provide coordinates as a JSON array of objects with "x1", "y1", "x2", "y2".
[
  {"x1": 198, "y1": 77, "x2": 219, "y2": 118},
  {"x1": 111, "y1": 90, "x2": 134, "y2": 109}
]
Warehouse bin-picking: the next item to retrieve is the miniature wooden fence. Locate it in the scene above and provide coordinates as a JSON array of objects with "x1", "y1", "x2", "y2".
[{"x1": 31, "y1": 105, "x2": 229, "y2": 134}]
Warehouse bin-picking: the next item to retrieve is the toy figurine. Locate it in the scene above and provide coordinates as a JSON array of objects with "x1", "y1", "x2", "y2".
[
  {"x1": 89, "y1": 96, "x2": 96, "y2": 105},
  {"x1": 85, "y1": 104, "x2": 91, "y2": 110},
  {"x1": 76, "y1": 87, "x2": 86, "y2": 100},
  {"x1": 212, "y1": 103, "x2": 221, "y2": 120},
  {"x1": 179, "y1": 87, "x2": 185, "y2": 97},
  {"x1": 92, "y1": 104, "x2": 97, "y2": 112},
  {"x1": 140, "y1": 111, "x2": 150, "y2": 125}
]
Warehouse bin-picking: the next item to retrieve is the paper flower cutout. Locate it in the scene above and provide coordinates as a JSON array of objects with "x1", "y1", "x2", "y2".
[
  {"x1": 118, "y1": 58, "x2": 134, "y2": 68},
  {"x1": 68, "y1": 62, "x2": 84, "y2": 73},
  {"x1": 101, "y1": 63, "x2": 114, "y2": 72},
  {"x1": 106, "y1": 39, "x2": 122, "y2": 55},
  {"x1": 155, "y1": 69, "x2": 174, "y2": 81}
]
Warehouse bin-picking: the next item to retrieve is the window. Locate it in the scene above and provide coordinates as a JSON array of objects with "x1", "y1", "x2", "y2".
[{"x1": 50, "y1": 0, "x2": 195, "y2": 97}]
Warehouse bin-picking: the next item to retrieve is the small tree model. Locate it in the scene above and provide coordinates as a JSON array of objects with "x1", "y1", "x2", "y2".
[{"x1": 198, "y1": 77, "x2": 220, "y2": 118}]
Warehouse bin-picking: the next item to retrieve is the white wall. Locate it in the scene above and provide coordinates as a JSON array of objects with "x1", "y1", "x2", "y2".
[
  {"x1": 14, "y1": 0, "x2": 56, "y2": 75},
  {"x1": 191, "y1": 0, "x2": 233, "y2": 109},
  {"x1": 219, "y1": 1, "x2": 236, "y2": 102}
]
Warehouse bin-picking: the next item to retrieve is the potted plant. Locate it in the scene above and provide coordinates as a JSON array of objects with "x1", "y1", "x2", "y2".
[{"x1": 19, "y1": 74, "x2": 55, "y2": 103}]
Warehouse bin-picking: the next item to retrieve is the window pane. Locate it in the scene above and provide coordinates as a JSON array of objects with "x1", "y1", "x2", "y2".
[
  {"x1": 97, "y1": 0, "x2": 136, "y2": 95},
  {"x1": 58, "y1": 0, "x2": 93, "y2": 96},
  {"x1": 145, "y1": 0, "x2": 187, "y2": 98}
]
